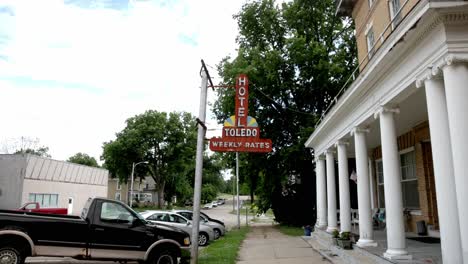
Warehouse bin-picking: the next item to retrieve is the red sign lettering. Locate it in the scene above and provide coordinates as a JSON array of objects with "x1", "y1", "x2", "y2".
[{"x1": 210, "y1": 74, "x2": 272, "y2": 153}]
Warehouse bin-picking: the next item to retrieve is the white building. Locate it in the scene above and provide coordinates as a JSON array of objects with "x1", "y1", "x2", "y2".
[
  {"x1": 0, "y1": 154, "x2": 108, "y2": 215},
  {"x1": 306, "y1": 0, "x2": 468, "y2": 263}
]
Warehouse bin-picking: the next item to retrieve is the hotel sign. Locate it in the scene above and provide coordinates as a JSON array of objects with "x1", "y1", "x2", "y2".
[{"x1": 210, "y1": 74, "x2": 272, "y2": 153}]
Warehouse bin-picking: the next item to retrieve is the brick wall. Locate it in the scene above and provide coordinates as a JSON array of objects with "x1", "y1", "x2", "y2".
[
  {"x1": 371, "y1": 121, "x2": 437, "y2": 233},
  {"x1": 352, "y1": 0, "x2": 421, "y2": 70}
]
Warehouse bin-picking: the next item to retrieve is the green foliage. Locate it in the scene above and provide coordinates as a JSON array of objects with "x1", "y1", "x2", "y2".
[
  {"x1": 101, "y1": 110, "x2": 198, "y2": 208},
  {"x1": 198, "y1": 227, "x2": 250, "y2": 264},
  {"x1": 201, "y1": 184, "x2": 218, "y2": 203},
  {"x1": 213, "y1": 0, "x2": 356, "y2": 225},
  {"x1": 15, "y1": 147, "x2": 51, "y2": 158},
  {"x1": 332, "y1": 229, "x2": 340, "y2": 238},
  {"x1": 67, "y1": 152, "x2": 99, "y2": 167},
  {"x1": 339, "y1": 231, "x2": 350, "y2": 240},
  {"x1": 276, "y1": 224, "x2": 304, "y2": 236}
]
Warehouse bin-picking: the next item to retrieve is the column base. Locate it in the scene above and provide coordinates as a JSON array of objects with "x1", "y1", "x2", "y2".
[
  {"x1": 356, "y1": 239, "x2": 378, "y2": 247},
  {"x1": 315, "y1": 222, "x2": 327, "y2": 229},
  {"x1": 383, "y1": 249, "x2": 412, "y2": 260},
  {"x1": 326, "y1": 226, "x2": 338, "y2": 233}
]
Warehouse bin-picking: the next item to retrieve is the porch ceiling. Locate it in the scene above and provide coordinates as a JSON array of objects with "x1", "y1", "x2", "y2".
[{"x1": 343, "y1": 87, "x2": 428, "y2": 157}]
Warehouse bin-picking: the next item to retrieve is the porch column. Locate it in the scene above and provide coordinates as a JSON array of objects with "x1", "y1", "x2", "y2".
[
  {"x1": 374, "y1": 107, "x2": 411, "y2": 260},
  {"x1": 418, "y1": 71, "x2": 463, "y2": 263},
  {"x1": 315, "y1": 155, "x2": 327, "y2": 228},
  {"x1": 336, "y1": 141, "x2": 351, "y2": 233},
  {"x1": 326, "y1": 149, "x2": 338, "y2": 232},
  {"x1": 352, "y1": 128, "x2": 377, "y2": 247},
  {"x1": 442, "y1": 58, "x2": 468, "y2": 261}
]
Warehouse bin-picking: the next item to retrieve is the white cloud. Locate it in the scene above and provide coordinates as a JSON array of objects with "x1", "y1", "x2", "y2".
[{"x1": 0, "y1": 0, "x2": 246, "y2": 163}]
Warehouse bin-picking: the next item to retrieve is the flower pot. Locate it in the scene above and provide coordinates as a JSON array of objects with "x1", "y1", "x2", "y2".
[
  {"x1": 333, "y1": 238, "x2": 339, "y2": 246},
  {"x1": 337, "y1": 239, "x2": 352, "y2": 249}
]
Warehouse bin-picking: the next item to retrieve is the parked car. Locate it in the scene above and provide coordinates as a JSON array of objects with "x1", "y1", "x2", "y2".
[
  {"x1": 140, "y1": 210, "x2": 215, "y2": 246},
  {"x1": 216, "y1": 198, "x2": 226, "y2": 205},
  {"x1": 199, "y1": 211, "x2": 226, "y2": 228},
  {"x1": 173, "y1": 210, "x2": 226, "y2": 240},
  {"x1": 0, "y1": 197, "x2": 191, "y2": 264},
  {"x1": 16, "y1": 202, "x2": 68, "y2": 215},
  {"x1": 203, "y1": 203, "x2": 213, "y2": 209}
]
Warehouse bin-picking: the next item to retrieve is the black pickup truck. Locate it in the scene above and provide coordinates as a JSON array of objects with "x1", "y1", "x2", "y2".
[{"x1": 0, "y1": 197, "x2": 191, "y2": 264}]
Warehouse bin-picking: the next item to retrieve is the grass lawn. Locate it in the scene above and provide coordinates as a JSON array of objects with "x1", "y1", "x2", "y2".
[
  {"x1": 198, "y1": 226, "x2": 250, "y2": 264},
  {"x1": 276, "y1": 224, "x2": 305, "y2": 236}
]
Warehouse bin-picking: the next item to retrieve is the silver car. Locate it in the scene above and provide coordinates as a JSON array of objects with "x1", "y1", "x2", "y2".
[
  {"x1": 173, "y1": 210, "x2": 226, "y2": 240},
  {"x1": 140, "y1": 210, "x2": 215, "y2": 246}
]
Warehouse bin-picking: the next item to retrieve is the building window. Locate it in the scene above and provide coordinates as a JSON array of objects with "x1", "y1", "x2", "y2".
[
  {"x1": 376, "y1": 160, "x2": 385, "y2": 208},
  {"x1": 400, "y1": 150, "x2": 420, "y2": 208},
  {"x1": 116, "y1": 180, "x2": 121, "y2": 190},
  {"x1": 389, "y1": 0, "x2": 402, "y2": 28},
  {"x1": 28, "y1": 193, "x2": 58, "y2": 208},
  {"x1": 375, "y1": 149, "x2": 420, "y2": 209},
  {"x1": 115, "y1": 192, "x2": 121, "y2": 201},
  {"x1": 366, "y1": 25, "x2": 375, "y2": 59}
]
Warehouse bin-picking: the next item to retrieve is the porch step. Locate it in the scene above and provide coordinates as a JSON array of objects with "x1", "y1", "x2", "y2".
[{"x1": 303, "y1": 229, "x2": 394, "y2": 264}]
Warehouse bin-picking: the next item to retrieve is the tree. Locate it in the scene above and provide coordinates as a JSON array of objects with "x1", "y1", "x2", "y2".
[
  {"x1": 213, "y1": 0, "x2": 356, "y2": 225},
  {"x1": 14, "y1": 147, "x2": 51, "y2": 158},
  {"x1": 2, "y1": 136, "x2": 52, "y2": 158},
  {"x1": 102, "y1": 110, "x2": 198, "y2": 208},
  {"x1": 67, "y1": 153, "x2": 99, "y2": 167}
]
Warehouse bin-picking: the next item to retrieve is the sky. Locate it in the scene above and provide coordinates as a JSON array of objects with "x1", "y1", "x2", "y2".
[{"x1": 0, "y1": 0, "x2": 249, "y2": 164}]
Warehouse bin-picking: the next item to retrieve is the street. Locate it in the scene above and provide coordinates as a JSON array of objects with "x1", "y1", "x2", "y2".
[{"x1": 25, "y1": 196, "x2": 255, "y2": 264}]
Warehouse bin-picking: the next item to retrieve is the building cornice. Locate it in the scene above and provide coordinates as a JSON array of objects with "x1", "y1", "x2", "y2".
[
  {"x1": 415, "y1": 54, "x2": 468, "y2": 87},
  {"x1": 305, "y1": 1, "x2": 468, "y2": 153}
]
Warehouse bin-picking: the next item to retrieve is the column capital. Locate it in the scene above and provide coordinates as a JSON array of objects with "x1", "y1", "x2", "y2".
[
  {"x1": 335, "y1": 140, "x2": 349, "y2": 147},
  {"x1": 351, "y1": 127, "x2": 370, "y2": 136},
  {"x1": 374, "y1": 106, "x2": 400, "y2": 119},
  {"x1": 314, "y1": 154, "x2": 326, "y2": 162},
  {"x1": 325, "y1": 149, "x2": 336, "y2": 155},
  {"x1": 431, "y1": 54, "x2": 468, "y2": 76},
  {"x1": 416, "y1": 67, "x2": 442, "y2": 88}
]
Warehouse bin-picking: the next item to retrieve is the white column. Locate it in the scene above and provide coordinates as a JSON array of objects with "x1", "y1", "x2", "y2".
[
  {"x1": 375, "y1": 107, "x2": 411, "y2": 260},
  {"x1": 326, "y1": 150, "x2": 338, "y2": 232},
  {"x1": 442, "y1": 60, "x2": 468, "y2": 262},
  {"x1": 352, "y1": 128, "x2": 377, "y2": 247},
  {"x1": 316, "y1": 156, "x2": 327, "y2": 228},
  {"x1": 368, "y1": 158, "x2": 376, "y2": 209},
  {"x1": 336, "y1": 141, "x2": 351, "y2": 233},
  {"x1": 421, "y1": 73, "x2": 463, "y2": 263}
]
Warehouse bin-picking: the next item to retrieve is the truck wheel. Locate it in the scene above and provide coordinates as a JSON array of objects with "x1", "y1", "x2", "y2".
[
  {"x1": 213, "y1": 229, "x2": 221, "y2": 240},
  {"x1": 150, "y1": 249, "x2": 177, "y2": 264},
  {"x1": 198, "y1": 232, "x2": 209, "y2": 246},
  {"x1": 0, "y1": 247, "x2": 24, "y2": 264}
]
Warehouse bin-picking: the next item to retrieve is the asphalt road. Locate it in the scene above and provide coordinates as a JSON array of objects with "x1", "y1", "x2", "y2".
[{"x1": 25, "y1": 196, "x2": 253, "y2": 264}]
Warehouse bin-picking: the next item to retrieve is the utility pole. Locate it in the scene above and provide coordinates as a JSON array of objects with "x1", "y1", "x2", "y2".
[
  {"x1": 190, "y1": 60, "x2": 210, "y2": 264},
  {"x1": 236, "y1": 152, "x2": 240, "y2": 229}
]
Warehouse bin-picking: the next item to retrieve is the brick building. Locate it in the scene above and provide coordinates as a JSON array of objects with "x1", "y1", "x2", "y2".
[{"x1": 306, "y1": 0, "x2": 468, "y2": 262}]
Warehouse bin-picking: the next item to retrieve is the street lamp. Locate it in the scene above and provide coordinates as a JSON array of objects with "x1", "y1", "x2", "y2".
[{"x1": 130, "y1": 161, "x2": 148, "y2": 208}]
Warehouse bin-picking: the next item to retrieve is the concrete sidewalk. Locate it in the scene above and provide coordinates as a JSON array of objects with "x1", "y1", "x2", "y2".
[{"x1": 236, "y1": 224, "x2": 330, "y2": 264}]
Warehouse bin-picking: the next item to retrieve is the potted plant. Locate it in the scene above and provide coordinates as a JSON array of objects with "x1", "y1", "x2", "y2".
[
  {"x1": 337, "y1": 232, "x2": 352, "y2": 249},
  {"x1": 331, "y1": 229, "x2": 339, "y2": 246}
]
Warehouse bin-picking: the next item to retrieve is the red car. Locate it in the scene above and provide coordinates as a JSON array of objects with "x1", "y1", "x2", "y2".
[{"x1": 17, "y1": 202, "x2": 68, "y2": 215}]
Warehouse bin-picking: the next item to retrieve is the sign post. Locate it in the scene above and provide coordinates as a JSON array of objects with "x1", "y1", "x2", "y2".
[
  {"x1": 190, "y1": 66, "x2": 208, "y2": 264},
  {"x1": 210, "y1": 74, "x2": 272, "y2": 229}
]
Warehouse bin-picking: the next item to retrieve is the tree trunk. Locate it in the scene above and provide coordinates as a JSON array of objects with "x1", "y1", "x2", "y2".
[{"x1": 157, "y1": 182, "x2": 165, "y2": 208}]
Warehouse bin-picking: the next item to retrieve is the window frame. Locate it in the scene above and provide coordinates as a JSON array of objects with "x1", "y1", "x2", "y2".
[
  {"x1": 389, "y1": 0, "x2": 402, "y2": 29},
  {"x1": 365, "y1": 23, "x2": 376, "y2": 59},
  {"x1": 375, "y1": 147, "x2": 420, "y2": 209},
  {"x1": 28, "y1": 193, "x2": 59, "y2": 208}
]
